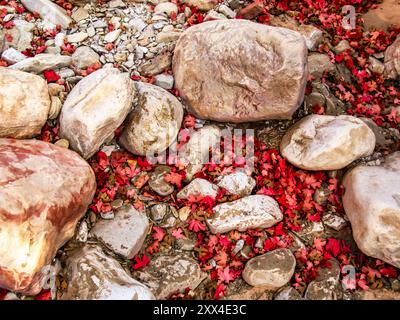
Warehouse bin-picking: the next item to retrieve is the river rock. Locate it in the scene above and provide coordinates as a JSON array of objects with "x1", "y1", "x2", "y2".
[
  {"x1": 1, "y1": 48, "x2": 27, "y2": 65},
  {"x1": 148, "y1": 165, "x2": 175, "y2": 197},
  {"x1": 342, "y1": 152, "x2": 400, "y2": 268},
  {"x1": 9, "y1": 54, "x2": 72, "y2": 74},
  {"x1": 1, "y1": 20, "x2": 34, "y2": 52},
  {"x1": 135, "y1": 254, "x2": 207, "y2": 299},
  {"x1": 21, "y1": 0, "x2": 73, "y2": 29},
  {"x1": 206, "y1": 195, "x2": 283, "y2": 234},
  {"x1": 173, "y1": 20, "x2": 308, "y2": 123},
  {"x1": 0, "y1": 138, "x2": 96, "y2": 295},
  {"x1": 181, "y1": 125, "x2": 222, "y2": 180},
  {"x1": 61, "y1": 245, "x2": 155, "y2": 300},
  {"x1": 0, "y1": 67, "x2": 51, "y2": 138},
  {"x1": 90, "y1": 206, "x2": 149, "y2": 259},
  {"x1": 274, "y1": 286, "x2": 303, "y2": 300},
  {"x1": 59, "y1": 68, "x2": 135, "y2": 159},
  {"x1": 72, "y1": 46, "x2": 100, "y2": 69},
  {"x1": 119, "y1": 82, "x2": 183, "y2": 157},
  {"x1": 280, "y1": 115, "x2": 376, "y2": 170},
  {"x1": 216, "y1": 171, "x2": 256, "y2": 197},
  {"x1": 177, "y1": 178, "x2": 219, "y2": 199},
  {"x1": 242, "y1": 249, "x2": 296, "y2": 289}
]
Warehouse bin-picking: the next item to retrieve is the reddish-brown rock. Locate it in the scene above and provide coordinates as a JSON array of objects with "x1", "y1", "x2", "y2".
[{"x1": 0, "y1": 138, "x2": 96, "y2": 295}]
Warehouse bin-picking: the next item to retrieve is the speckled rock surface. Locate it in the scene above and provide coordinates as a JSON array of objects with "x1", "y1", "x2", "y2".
[
  {"x1": 61, "y1": 245, "x2": 155, "y2": 300},
  {"x1": 90, "y1": 206, "x2": 149, "y2": 259},
  {"x1": 207, "y1": 195, "x2": 283, "y2": 234},
  {"x1": 134, "y1": 254, "x2": 207, "y2": 299}
]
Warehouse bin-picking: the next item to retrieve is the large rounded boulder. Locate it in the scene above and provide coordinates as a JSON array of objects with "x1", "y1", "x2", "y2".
[
  {"x1": 173, "y1": 20, "x2": 308, "y2": 123},
  {"x1": 342, "y1": 152, "x2": 400, "y2": 268},
  {"x1": 0, "y1": 138, "x2": 96, "y2": 295},
  {"x1": 0, "y1": 67, "x2": 51, "y2": 138},
  {"x1": 119, "y1": 82, "x2": 183, "y2": 157},
  {"x1": 59, "y1": 68, "x2": 135, "y2": 159},
  {"x1": 280, "y1": 115, "x2": 376, "y2": 170}
]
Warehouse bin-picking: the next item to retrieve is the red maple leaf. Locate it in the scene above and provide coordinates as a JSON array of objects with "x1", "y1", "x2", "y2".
[
  {"x1": 171, "y1": 228, "x2": 185, "y2": 239},
  {"x1": 218, "y1": 267, "x2": 234, "y2": 284},
  {"x1": 325, "y1": 238, "x2": 341, "y2": 257},
  {"x1": 313, "y1": 238, "x2": 326, "y2": 252},
  {"x1": 188, "y1": 219, "x2": 206, "y2": 232},
  {"x1": 152, "y1": 226, "x2": 165, "y2": 242},
  {"x1": 34, "y1": 290, "x2": 52, "y2": 300},
  {"x1": 164, "y1": 171, "x2": 183, "y2": 188},
  {"x1": 379, "y1": 267, "x2": 398, "y2": 278},
  {"x1": 43, "y1": 70, "x2": 60, "y2": 83},
  {"x1": 132, "y1": 254, "x2": 150, "y2": 270},
  {"x1": 214, "y1": 284, "x2": 226, "y2": 299}
]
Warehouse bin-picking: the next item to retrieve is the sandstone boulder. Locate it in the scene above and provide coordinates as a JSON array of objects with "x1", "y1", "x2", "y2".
[
  {"x1": 119, "y1": 82, "x2": 183, "y2": 157},
  {"x1": 60, "y1": 68, "x2": 135, "y2": 159},
  {"x1": 135, "y1": 254, "x2": 206, "y2": 299},
  {"x1": 90, "y1": 206, "x2": 149, "y2": 259},
  {"x1": 0, "y1": 67, "x2": 51, "y2": 138},
  {"x1": 242, "y1": 249, "x2": 296, "y2": 289},
  {"x1": 206, "y1": 195, "x2": 283, "y2": 234},
  {"x1": 61, "y1": 245, "x2": 155, "y2": 300},
  {"x1": 0, "y1": 138, "x2": 96, "y2": 295},
  {"x1": 280, "y1": 115, "x2": 376, "y2": 170},
  {"x1": 342, "y1": 152, "x2": 400, "y2": 268},
  {"x1": 173, "y1": 20, "x2": 308, "y2": 123}
]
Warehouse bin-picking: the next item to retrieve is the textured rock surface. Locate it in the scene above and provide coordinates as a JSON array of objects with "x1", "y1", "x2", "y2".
[
  {"x1": 356, "y1": 289, "x2": 400, "y2": 300},
  {"x1": 119, "y1": 82, "x2": 183, "y2": 157},
  {"x1": 274, "y1": 286, "x2": 303, "y2": 300},
  {"x1": 0, "y1": 67, "x2": 51, "y2": 138},
  {"x1": 280, "y1": 115, "x2": 376, "y2": 170},
  {"x1": 342, "y1": 152, "x2": 400, "y2": 268},
  {"x1": 72, "y1": 46, "x2": 100, "y2": 69},
  {"x1": 308, "y1": 53, "x2": 335, "y2": 80},
  {"x1": 181, "y1": 125, "x2": 222, "y2": 180},
  {"x1": 0, "y1": 138, "x2": 96, "y2": 295},
  {"x1": 9, "y1": 54, "x2": 72, "y2": 74},
  {"x1": 135, "y1": 254, "x2": 206, "y2": 299},
  {"x1": 61, "y1": 245, "x2": 155, "y2": 300},
  {"x1": 148, "y1": 165, "x2": 175, "y2": 197},
  {"x1": 21, "y1": 0, "x2": 73, "y2": 28},
  {"x1": 1, "y1": 20, "x2": 34, "y2": 52},
  {"x1": 90, "y1": 206, "x2": 149, "y2": 259},
  {"x1": 242, "y1": 249, "x2": 296, "y2": 289},
  {"x1": 60, "y1": 68, "x2": 135, "y2": 159},
  {"x1": 216, "y1": 171, "x2": 256, "y2": 197},
  {"x1": 173, "y1": 20, "x2": 308, "y2": 123},
  {"x1": 362, "y1": 0, "x2": 400, "y2": 31},
  {"x1": 177, "y1": 178, "x2": 219, "y2": 199},
  {"x1": 206, "y1": 195, "x2": 283, "y2": 234},
  {"x1": 269, "y1": 14, "x2": 323, "y2": 51},
  {"x1": 384, "y1": 35, "x2": 400, "y2": 80}
]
